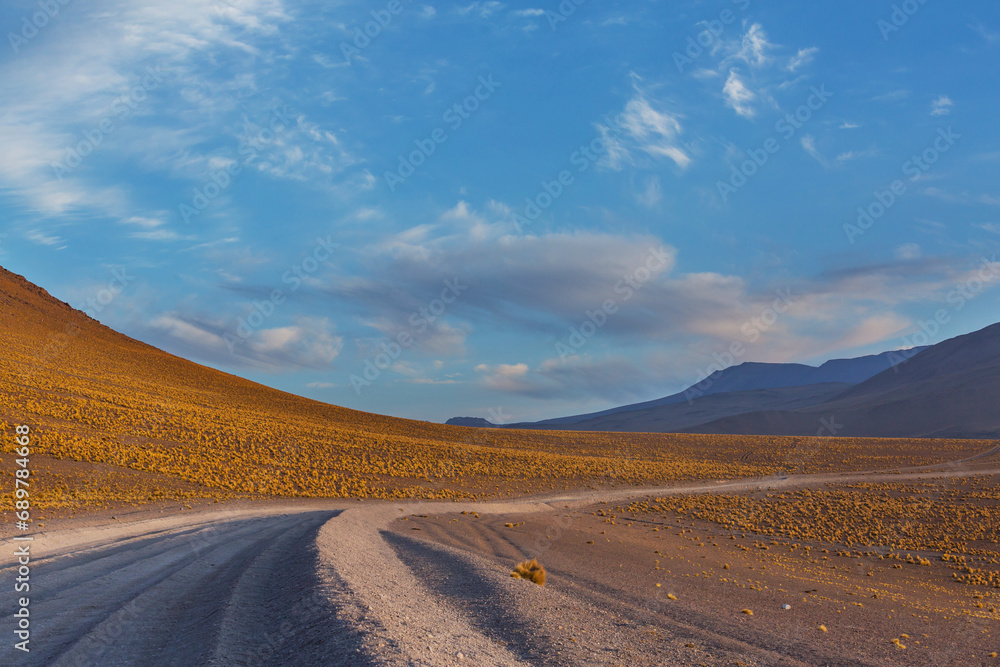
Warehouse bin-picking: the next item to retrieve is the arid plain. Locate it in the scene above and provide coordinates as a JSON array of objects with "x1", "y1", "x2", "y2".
[{"x1": 2, "y1": 265, "x2": 999, "y2": 664}]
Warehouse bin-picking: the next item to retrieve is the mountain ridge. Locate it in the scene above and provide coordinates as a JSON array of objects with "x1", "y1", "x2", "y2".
[
  {"x1": 487, "y1": 347, "x2": 927, "y2": 431},
  {"x1": 449, "y1": 324, "x2": 1000, "y2": 439}
]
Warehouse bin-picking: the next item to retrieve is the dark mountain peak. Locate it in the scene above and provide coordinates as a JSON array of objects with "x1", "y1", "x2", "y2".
[{"x1": 445, "y1": 417, "x2": 496, "y2": 428}]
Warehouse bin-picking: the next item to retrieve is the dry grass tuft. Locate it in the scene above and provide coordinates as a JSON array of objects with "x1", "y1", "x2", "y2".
[{"x1": 511, "y1": 558, "x2": 546, "y2": 586}]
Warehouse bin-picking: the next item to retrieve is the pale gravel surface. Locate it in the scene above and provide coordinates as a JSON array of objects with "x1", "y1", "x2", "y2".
[
  {"x1": 2, "y1": 458, "x2": 997, "y2": 665},
  {"x1": 379, "y1": 529, "x2": 772, "y2": 666},
  {"x1": 316, "y1": 503, "x2": 536, "y2": 666}
]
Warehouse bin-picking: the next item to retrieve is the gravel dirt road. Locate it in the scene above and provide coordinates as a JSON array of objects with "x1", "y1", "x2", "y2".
[{"x1": 3, "y1": 458, "x2": 997, "y2": 666}]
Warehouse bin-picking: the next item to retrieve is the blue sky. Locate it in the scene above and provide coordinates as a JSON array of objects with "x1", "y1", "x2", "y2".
[{"x1": 1, "y1": 0, "x2": 999, "y2": 423}]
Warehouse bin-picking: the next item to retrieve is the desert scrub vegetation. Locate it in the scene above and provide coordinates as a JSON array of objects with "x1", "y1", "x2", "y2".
[
  {"x1": 0, "y1": 266, "x2": 996, "y2": 510},
  {"x1": 628, "y1": 478, "x2": 1000, "y2": 554},
  {"x1": 627, "y1": 476, "x2": 1000, "y2": 588},
  {"x1": 511, "y1": 559, "x2": 546, "y2": 586},
  {"x1": 0, "y1": 452, "x2": 246, "y2": 511}
]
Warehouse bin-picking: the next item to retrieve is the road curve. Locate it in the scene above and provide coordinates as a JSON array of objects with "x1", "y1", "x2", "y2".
[
  {"x1": 3, "y1": 460, "x2": 998, "y2": 666},
  {"x1": 1, "y1": 509, "x2": 360, "y2": 666}
]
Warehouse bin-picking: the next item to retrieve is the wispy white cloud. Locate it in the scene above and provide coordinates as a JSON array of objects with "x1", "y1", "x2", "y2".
[
  {"x1": 931, "y1": 95, "x2": 954, "y2": 116},
  {"x1": 787, "y1": 47, "x2": 819, "y2": 71},
  {"x1": 122, "y1": 215, "x2": 167, "y2": 229},
  {"x1": 692, "y1": 68, "x2": 720, "y2": 80},
  {"x1": 407, "y1": 377, "x2": 462, "y2": 385},
  {"x1": 601, "y1": 15, "x2": 632, "y2": 27},
  {"x1": 723, "y1": 69, "x2": 756, "y2": 118},
  {"x1": 706, "y1": 23, "x2": 816, "y2": 120},
  {"x1": 598, "y1": 79, "x2": 691, "y2": 169},
  {"x1": 834, "y1": 148, "x2": 878, "y2": 163},
  {"x1": 620, "y1": 95, "x2": 690, "y2": 167},
  {"x1": 800, "y1": 135, "x2": 827, "y2": 166},
  {"x1": 25, "y1": 229, "x2": 63, "y2": 246},
  {"x1": 636, "y1": 176, "x2": 662, "y2": 208},
  {"x1": 969, "y1": 21, "x2": 1000, "y2": 43},
  {"x1": 923, "y1": 187, "x2": 1000, "y2": 206},
  {"x1": 0, "y1": 0, "x2": 360, "y2": 248},
  {"x1": 457, "y1": 1, "x2": 505, "y2": 18},
  {"x1": 732, "y1": 23, "x2": 774, "y2": 68},
  {"x1": 873, "y1": 89, "x2": 909, "y2": 102},
  {"x1": 312, "y1": 53, "x2": 348, "y2": 69},
  {"x1": 802, "y1": 136, "x2": 876, "y2": 167}
]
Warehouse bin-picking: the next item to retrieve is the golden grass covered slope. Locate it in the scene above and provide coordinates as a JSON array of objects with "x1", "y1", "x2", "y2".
[{"x1": 0, "y1": 265, "x2": 993, "y2": 508}]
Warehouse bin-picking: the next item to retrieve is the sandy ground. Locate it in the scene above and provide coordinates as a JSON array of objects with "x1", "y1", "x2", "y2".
[{"x1": 2, "y1": 461, "x2": 998, "y2": 666}]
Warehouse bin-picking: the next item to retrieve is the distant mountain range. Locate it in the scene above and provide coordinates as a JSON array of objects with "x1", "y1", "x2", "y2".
[{"x1": 447, "y1": 324, "x2": 1000, "y2": 439}]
